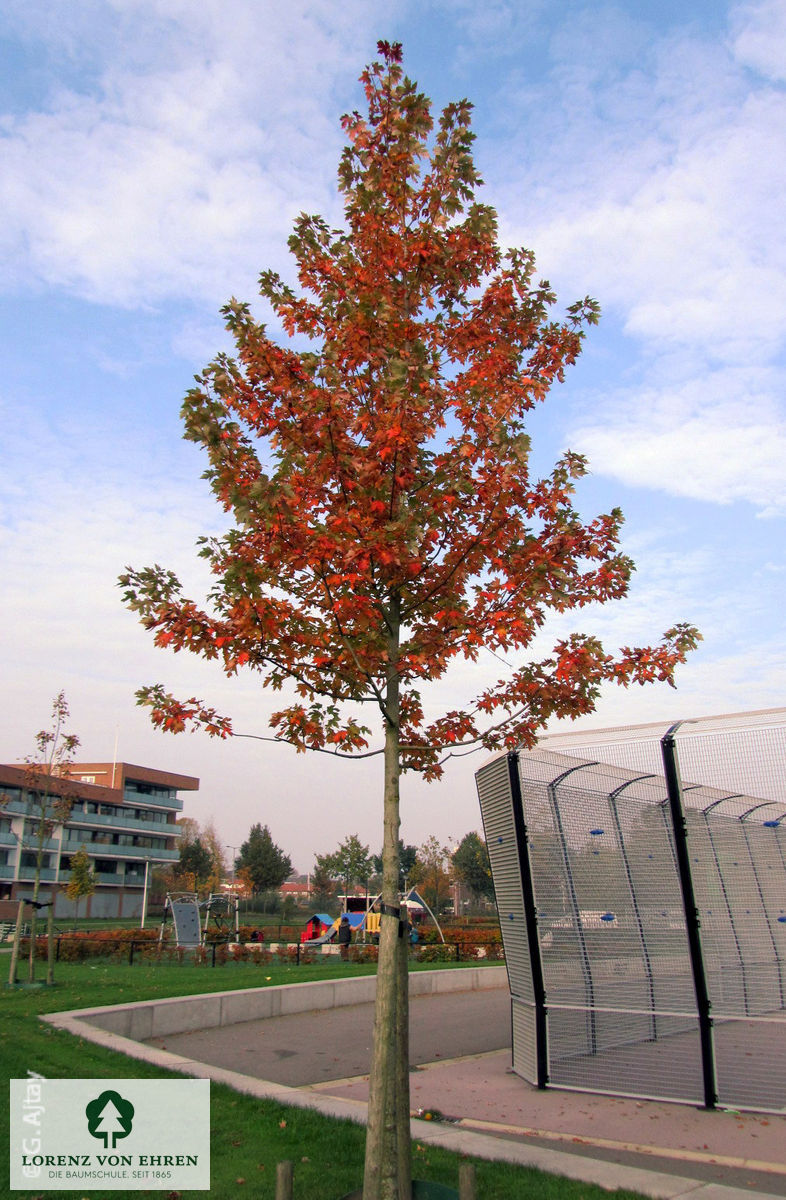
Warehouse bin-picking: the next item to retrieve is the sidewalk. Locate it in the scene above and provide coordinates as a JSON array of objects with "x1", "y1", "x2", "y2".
[{"x1": 141, "y1": 987, "x2": 786, "y2": 1199}]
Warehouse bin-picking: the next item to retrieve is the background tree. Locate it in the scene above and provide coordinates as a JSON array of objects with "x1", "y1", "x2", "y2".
[
  {"x1": 175, "y1": 817, "x2": 227, "y2": 895},
  {"x1": 234, "y1": 864, "x2": 255, "y2": 906},
  {"x1": 65, "y1": 845, "x2": 97, "y2": 920},
  {"x1": 9, "y1": 692, "x2": 81, "y2": 986},
  {"x1": 236, "y1": 823, "x2": 292, "y2": 899},
  {"x1": 317, "y1": 834, "x2": 373, "y2": 905},
  {"x1": 310, "y1": 859, "x2": 337, "y2": 910},
  {"x1": 372, "y1": 841, "x2": 417, "y2": 893},
  {"x1": 200, "y1": 819, "x2": 228, "y2": 892},
  {"x1": 410, "y1": 835, "x2": 452, "y2": 914},
  {"x1": 452, "y1": 831, "x2": 494, "y2": 907},
  {"x1": 176, "y1": 836, "x2": 213, "y2": 894},
  {"x1": 175, "y1": 816, "x2": 200, "y2": 844},
  {"x1": 120, "y1": 44, "x2": 698, "y2": 1198}
]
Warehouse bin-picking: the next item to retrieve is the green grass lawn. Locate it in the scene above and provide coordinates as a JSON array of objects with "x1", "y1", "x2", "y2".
[{"x1": 1, "y1": 957, "x2": 648, "y2": 1199}]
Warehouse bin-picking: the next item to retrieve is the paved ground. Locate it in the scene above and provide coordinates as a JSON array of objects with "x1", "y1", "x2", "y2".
[
  {"x1": 147, "y1": 986, "x2": 512, "y2": 1086},
  {"x1": 147, "y1": 987, "x2": 786, "y2": 1196}
]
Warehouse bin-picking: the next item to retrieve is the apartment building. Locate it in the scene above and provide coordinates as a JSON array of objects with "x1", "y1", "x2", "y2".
[{"x1": 0, "y1": 760, "x2": 198, "y2": 919}]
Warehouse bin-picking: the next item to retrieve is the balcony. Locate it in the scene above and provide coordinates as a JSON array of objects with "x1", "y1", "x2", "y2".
[
  {"x1": 122, "y1": 789, "x2": 183, "y2": 811},
  {"x1": 62, "y1": 839, "x2": 178, "y2": 861},
  {"x1": 68, "y1": 811, "x2": 178, "y2": 836},
  {"x1": 16, "y1": 867, "x2": 57, "y2": 881},
  {"x1": 2, "y1": 797, "x2": 73, "y2": 821},
  {"x1": 15, "y1": 838, "x2": 60, "y2": 853}
]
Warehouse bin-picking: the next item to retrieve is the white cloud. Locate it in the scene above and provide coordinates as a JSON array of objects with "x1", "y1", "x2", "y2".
[
  {"x1": 0, "y1": 2, "x2": 378, "y2": 307},
  {"x1": 482, "y1": 1, "x2": 786, "y2": 514},
  {"x1": 498, "y1": 43, "x2": 786, "y2": 363},
  {"x1": 570, "y1": 368, "x2": 786, "y2": 514},
  {"x1": 730, "y1": 0, "x2": 786, "y2": 81}
]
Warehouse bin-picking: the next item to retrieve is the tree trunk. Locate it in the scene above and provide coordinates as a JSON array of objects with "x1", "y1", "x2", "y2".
[
  {"x1": 28, "y1": 837, "x2": 45, "y2": 983},
  {"x1": 362, "y1": 599, "x2": 411, "y2": 1200},
  {"x1": 8, "y1": 898, "x2": 25, "y2": 986},
  {"x1": 46, "y1": 897, "x2": 57, "y2": 985}
]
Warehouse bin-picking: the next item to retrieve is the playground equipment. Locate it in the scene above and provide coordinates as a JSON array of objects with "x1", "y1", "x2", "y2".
[
  {"x1": 476, "y1": 712, "x2": 786, "y2": 1113},
  {"x1": 300, "y1": 888, "x2": 445, "y2": 944},
  {"x1": 160, "y1": 892, "x2": 201, "y2": 947},
  {"x1": 160, "y1": 891, "x2": 240, "y2": 947},
  {"x1": 202, "y1": 892, "x2": 239, "y2": 942}
]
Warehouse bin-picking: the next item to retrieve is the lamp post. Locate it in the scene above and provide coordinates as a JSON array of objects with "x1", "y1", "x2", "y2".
[{"x1": 226, "y1": 844, "x2": 240, "y2": 885}]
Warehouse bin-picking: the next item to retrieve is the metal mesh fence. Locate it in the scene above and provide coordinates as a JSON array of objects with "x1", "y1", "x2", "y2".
[{"x1": 475, "y1": 709, "x2": 786, "y2": 1112}]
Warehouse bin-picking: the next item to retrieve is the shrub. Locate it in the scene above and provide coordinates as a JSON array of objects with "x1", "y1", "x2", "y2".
[
  {"x1": 415, "y1": 944, "x2": 455, "y2": 963},
  {"x1": 349, "y1": 944, "x2": 378, "y2": 964}
]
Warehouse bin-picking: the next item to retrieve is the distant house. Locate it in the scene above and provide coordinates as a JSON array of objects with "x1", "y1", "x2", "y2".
[
  {"x1": 280, "y1": 879, "x2": 311, "y2": 901},
  {"x1": 0, "y1": 761, "x2": 198, "y2": 919}
]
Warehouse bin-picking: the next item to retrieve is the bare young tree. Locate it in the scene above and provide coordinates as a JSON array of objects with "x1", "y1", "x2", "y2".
[{"x1": 8, "y1": 692, "x2": 81, "y2": 986}]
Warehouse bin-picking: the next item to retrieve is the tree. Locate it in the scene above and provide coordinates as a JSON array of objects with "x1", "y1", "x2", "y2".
[
  {"x1": 410, "y1": 835, "x2": 452, "y2": 914},
  {"x1": 200, "y1": 819, "x2": 229, "y2": 892},
  {"x1": 177, "y1": 836, "x2": 213, "y2": 892},
  {"x1": 65, "y1": 845, "x2": 97, "y2": 920},
  {"x1": 236, "y1": 824, "x2": 292, "y2": 895},
  {"x1": 120, "y1": 44, "x2": 699, "y2": 1198},
  {"x1": 175, "y1": 817, "x2": 227, "y2": 894},
  {"x1": 175, "y1": 816, "x2": 200, "y2": 845},
  {"x1": 316, "y1": 833, "x2": 373, "y2": 903},
  {"x1": 309, "y1": 859, "x2": 336, "y2": 909},
  {"x1": 8, "y1": 692, "x2": 81, "y2": 986},
  {"x1": 452, "y1": 831, "x2": 494, "y2": 906},
  {"x1": 372, "y1": 841, "x2": 417, "y2": 892}
]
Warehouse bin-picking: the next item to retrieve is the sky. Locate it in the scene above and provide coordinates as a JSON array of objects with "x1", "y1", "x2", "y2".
[{"x1": 1, "y1": 0, "x2": 784, "y2": 872}]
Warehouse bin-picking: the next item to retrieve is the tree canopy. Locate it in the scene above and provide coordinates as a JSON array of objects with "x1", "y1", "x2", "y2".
[
  {"x1": 452, "y1": 830, "x2": 494, "y2": 904},
  {"x1": 236, "y1": 823, "x2": 292, "y2": 895},
  {"x1": 177, "y1": 836, "x2": 213, "y2": 885},
  {"x1": 120, "y1": 47, "x2": 697, "y2": 777},
  {"x1": 372, "y1": 841, "x2": 417, "y2": 892},
  {"x1": 65, "y1": 845, "x2": 97, "y2": 919},
  {"x1": 410, "y1": 835, "x2": 452, "y2": 914},
  {"x1": 316, "y1": 834, "x2": 373, "y2": 895}
]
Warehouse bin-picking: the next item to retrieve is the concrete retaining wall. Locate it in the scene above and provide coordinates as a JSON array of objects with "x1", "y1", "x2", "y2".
[{"x1": 51, "y1": 965, "x2": 507, "y2": 1043}]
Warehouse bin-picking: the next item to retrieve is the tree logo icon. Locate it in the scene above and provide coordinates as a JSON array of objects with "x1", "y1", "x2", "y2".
[{"x1": 85, "y1": 1089, "x2": 135, "y2": 1149}]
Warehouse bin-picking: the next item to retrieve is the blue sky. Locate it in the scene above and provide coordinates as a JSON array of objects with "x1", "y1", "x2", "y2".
[{"x1": 1, "y1": 0, "x2": 784, "y2": 870}]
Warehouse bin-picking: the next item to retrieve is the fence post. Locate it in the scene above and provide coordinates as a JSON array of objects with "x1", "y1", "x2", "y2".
[
  {"x1": 508, "y1": 751, "x2": 550, "y2": 1088},
  {"x1": 211, "y1": 941, "x2": 217, "y2": 968},
  {"x1": 661, "y1": 723, "x2": 717, "y2": 1109},
  {"x1": 741, "y1": 805, "x2": 785, "y2": 1007},
  {"x1": 545, "y1": 759, "x2": 600, "y2": 1059},
  {"x1": 275, "y1": 1160, "x2": 293, "y2": 1200},
  {"x1": 608, "y1": 785, "x2": 658, "y2": 1041},
  {"x1": 129, "y1": 940, "x2": 135, "y2": 967},
  {"x1": 459, "y1": 1161, "x2": 477, "y2": 1200}
]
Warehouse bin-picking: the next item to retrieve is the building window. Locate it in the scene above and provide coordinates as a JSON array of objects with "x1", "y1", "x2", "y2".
[{"x1": 21, "y1": 851, "x2": 51, "y2": 869}]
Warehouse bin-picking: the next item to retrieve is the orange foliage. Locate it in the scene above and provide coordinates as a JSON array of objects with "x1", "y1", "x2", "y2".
[{"x1": 120, "y1": 46, "x2": 699, "y2": 780}]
